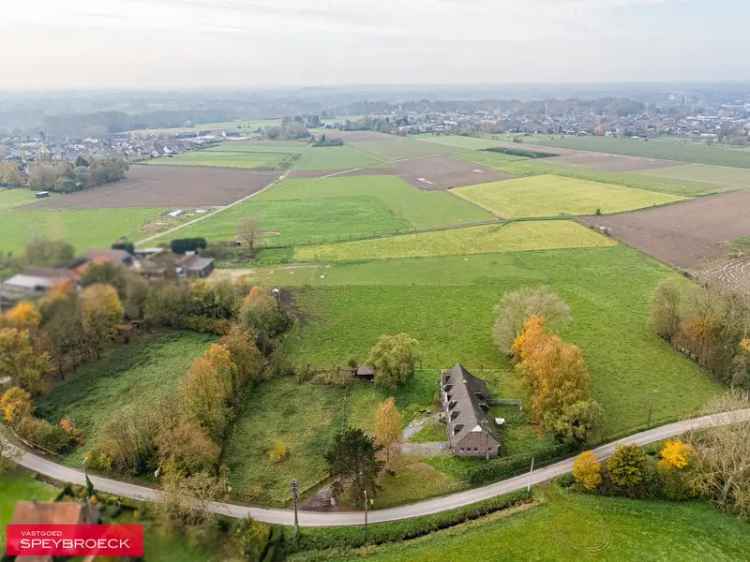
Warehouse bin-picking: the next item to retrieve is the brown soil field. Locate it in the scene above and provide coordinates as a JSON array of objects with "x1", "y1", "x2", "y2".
[
  {"x1": 554, "y1": 152, "x2": 676, "y2": 172},
  {"x1": 579, "y1": 191, "x2": 750, "y2": 269},
  {"x1": 394, "y1": 156, "x2": 511, "y2": 190},
  {"x1": 28, "y1": 165, "x2": 279, "y2": 209}
]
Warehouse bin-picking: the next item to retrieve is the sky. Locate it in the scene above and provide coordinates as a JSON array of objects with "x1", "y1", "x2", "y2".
[{"x1": 1, "y1": 0, "x2": 749, "y2": 90}]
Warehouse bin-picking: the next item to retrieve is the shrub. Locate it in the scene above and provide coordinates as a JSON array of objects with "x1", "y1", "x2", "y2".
[
  {"x1": 171, "y1": 238, "x2": 208, "y2": 255},
  {"x1": 87, "y1": 406, "x2": 159, "y2": 475},
  {"x1": 231, "y1": 516, "x2": 271, "y2": 562},
  {"x1": 650, "y1": 279, "x2": 683, "y2": 341},
  {"x1": 606, "y1": 445, "x2": 649, "y2": 496},
  {"x1": 657, "y1": 439, "x2": 693, "y2": 471},
  {"x1": 155, "y1": 417, "x2": 221, "y2": 474},
  {"x1": 16, "y1": 415, "x2": 74, "y2": 453},
  {"x1": 572, "y1": 451, "x2": 602, "y2": 491},
  {"x1": 267, "y1": 440, "x2": 289, "y2": 464},
  {"x1": 0, "y1": 386, "x2": 33, "y2": 426}
]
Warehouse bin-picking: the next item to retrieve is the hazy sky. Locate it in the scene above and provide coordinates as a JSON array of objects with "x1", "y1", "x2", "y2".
[{"x1": 2, "y1": 0, "x2": 749, "y2": 90}]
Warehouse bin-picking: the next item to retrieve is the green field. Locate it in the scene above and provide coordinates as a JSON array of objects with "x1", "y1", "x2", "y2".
[
  {"x1": 37, "y1": 331, "x2": 215, "y2": 467},
  {"x1": 415, "y1": 134, "x2": 513, "y2": 151},
  {"x1": 167, "y1": 176, "x2": 492, "y2": 246},
  {"x1": 639, "y1": 163, "x2": 750, "y2": 190},
  {"x1": 293, "y1": 145, "x2": 387, "y2": 170},
  {"x1": 331, "y1": 487, "x2": 750, "y2": 562},
  {"x1": 253, "y1": 245, "x2": 720, "y2": 438},
  {"x1": 0, "y1": 189, "x2": 36, "y2": 210},
  {"x1": 453, "y1": 175, "x2": 685, "y2": 218},
  {"x1": 294, "y1": 221, "x2": 614, "y2": 262},
  {"x1": 0, "y1": 207, "x2": 163, "y2": 254},
  {"x1": 0, "y1": 470, "x2": 58, "y2": 549},
  {"x1": 148, "y1": 149, "x2": 294, "y2": 170},
  {"x1": 352, "y1": 137, "x2": 454, "y2": 160},
  {"x1": 511, "y1": 135, "x2": 750, "y2": 168},
  {"x1": 223, "y1": 371, "x2": 439, "y2": 506}
]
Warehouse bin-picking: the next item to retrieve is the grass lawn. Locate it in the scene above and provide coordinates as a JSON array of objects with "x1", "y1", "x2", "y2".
[
  {"x1": 0, "y1": 470, "x2": 58, "y2": 550},
  {"x1": 0, "y1": 207, "x2": 163, "y2": 254},
  {"x1": 332, "y1": 486, "x2": 750, "y2": 562},
  {"x1": 452, "y1": 175, "x2": 685, "y2": 218},
  {"x1": 0, "y1": 188, "x2": 36, "y2": 210},
  {"x1": 294, "y1": 221, "x2": 614, "y2": 262},
  {"x1": 36, "y1": 331, "x2": 216, "y2": 467},
  {"x1": 169, "y1": 176, "x2": 492, "y2": 246},
  {"x1": 639, "y1": 163, "x2": 750, "y2": 190},
  {"x1": 512, "y1": 134, "x2": 750, "y2": 169},
  {"x1": 147, "y1": 149, "x2": 294, "y2": 170},
  {"x1": 223, "y1": 370, "x2": 437, "y2": 506},
  {"x1": 293, "y1": 145, "x2": 387, "y2": 170},
  {"x1": 253, "y1": 245, "x2": 721, "y2": 439}
]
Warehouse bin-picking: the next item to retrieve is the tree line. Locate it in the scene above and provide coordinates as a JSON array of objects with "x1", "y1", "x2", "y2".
[{"x1": 0, "y1": 157, "x2": 129, "y2": 192}]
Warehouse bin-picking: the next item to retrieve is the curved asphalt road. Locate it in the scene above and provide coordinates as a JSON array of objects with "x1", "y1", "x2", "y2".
[{"x1": 3, "y1": 409, "x2": 750, "y2": 528}]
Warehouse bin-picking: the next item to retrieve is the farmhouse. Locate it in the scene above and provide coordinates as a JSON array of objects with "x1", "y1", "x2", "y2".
[
  {"x1": 177, "y1": 253, "x2": 215, "y2": 278},
  {"x1": 441, "y1": 364, "x2": 501, "y2": 459},
  {"x1": 0, "y1": 267, "x2": 78, "y2": 310}
]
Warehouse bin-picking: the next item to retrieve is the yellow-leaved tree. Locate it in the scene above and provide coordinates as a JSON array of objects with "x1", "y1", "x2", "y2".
[
  {"x1": 658, "y1": 439, "x2": 693, "y2": 471},
  {"x1": 374, "y1": 397, "x2": 402, "y2": 464},
  {"x1": 572, "y1": 450, "x2": 602, "y2": 491},
  {"x1": 3, "y1": 302, "x2": 41, "y2": 331}
]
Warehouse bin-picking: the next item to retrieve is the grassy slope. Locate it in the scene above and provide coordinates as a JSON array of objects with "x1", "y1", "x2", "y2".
[
  {"x1": 170, "y1": 176, "x2": 491, "y2": 246},
  {"x1": 37, "y1": 331, "x2": 216, "y2": 467},
  {"x1": 452, "y1": 175, "x2": 684, "y2": 218},
  {"x1": 0, "y1": 470, "x2": 58, "y2": 549},
  {"x1": 0, "y1": 207, "x2": 163, "y2": 254},
  {"x1": 0, "y1": 189, "x2": 36, "y2": 210},
  {"x1": 256, "y1": 245, "x2": 720, "y2": 438},
  {"x1": 333, "y1": 487, "x2": 750, "y2": 562},
  {"x1": 294, "y1": 221, "x2": 614, "y2": 262},
  {"x1": 223, "y1": 370, "x2": 438, "y2": 505},
  {"x1": 514, "y1": 135, "x2": 750, "y2": 168}
]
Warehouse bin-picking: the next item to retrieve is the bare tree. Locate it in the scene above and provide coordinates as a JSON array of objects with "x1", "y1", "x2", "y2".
[{"x1": 237, "y1": 218, "x2": 259, "y2": 253}]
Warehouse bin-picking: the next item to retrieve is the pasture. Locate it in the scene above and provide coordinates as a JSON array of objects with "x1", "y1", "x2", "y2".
[
  {"x1": 257, "y1": 245, "x2": 721, "y2": 438},
  {"x1": 415, "y1": 134, "x2": 512, "y2": 151},
  {"x1": 0, "y1": 207, "x2": 162, "y2": 254},
  {"x1": 639, "y1": 162, "x2": 750, "y2": 190},
  {"x1": 452, "y1": 174, "x2": 685, "y2": 218},
  {"x1": 0, "y1": 188, "x2": 36, "y2": 210},
  {"x1": 166, "y1": 175, "x2": 492, "y2": 246},
  {"x1": 393, "y1": 156, "x2": 510, "y2": 190},
  {"x1": 293, "y1": 145, "x2": 387, "y2": 171},
  {"x1": 330, "y1": 487, "x2": 750, "y2": 562},
  {"x1": 294, "y1": 221, "x2": 614, "y2": 262},
  {"x1": 148, "y1": 149, "x2": 294, "y2": 170},
  {"x1": 37, "y1": 331, "x2": 216, "y2": 467},
  {"x1": 29, "y1": 165, "x2": 278, "y2": 209},
  {"x1": 513, "y1": 134, "x2": 750, "y2": 168},
  {"x1": 580, "y1": 190, "x2": 750, "y2": 269}
]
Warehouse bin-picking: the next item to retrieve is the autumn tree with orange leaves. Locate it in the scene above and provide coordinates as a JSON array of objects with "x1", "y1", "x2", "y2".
[{"x1": 512, "y1": 316, "x2": 601, "y2": 444}]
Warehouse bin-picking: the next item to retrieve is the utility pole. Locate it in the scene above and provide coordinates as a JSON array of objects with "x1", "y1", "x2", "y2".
[
  {"x1": 291, "y1": 479, "x2": 300, "y2": 542},
  {"x1": 363, "y1": 488, "x2": 369, "y2": 533},
  {"x1": 527, "y1": 456, "x2": 535, "y2": 494}
]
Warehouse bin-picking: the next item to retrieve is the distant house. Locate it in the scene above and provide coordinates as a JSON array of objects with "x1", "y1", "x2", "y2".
[
  {"x1": 0, "y1": 267, "x2": 77, "y2": 310},
  {"x1": 85, "y1": 248, "x2": 134, "y2": 268},
  {"x1": 10, "y1": 500, "x2": 99, "y2": 562},
  {"x1": 441, "y1": 364, "x2": 501, "y2": 459},
  {"x1": 34, "y1": 191, "x2": 50, "y2": 199},
  {"x1": 177, "y1": 253, "x2": 214, "y2": 278}
]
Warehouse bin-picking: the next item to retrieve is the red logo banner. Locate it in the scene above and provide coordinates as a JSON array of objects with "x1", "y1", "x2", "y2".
[{"x1": 6, "y1": 524, "x2": 144, "y2": 557}]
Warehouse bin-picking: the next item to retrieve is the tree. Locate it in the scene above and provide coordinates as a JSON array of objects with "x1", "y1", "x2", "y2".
[
  {"x1": 606, "y1": 445, "x2": 649, "y2": 495},
  {"x1": 80, "y1": 262, "x2": 128, "y2": 297},
  {"x1": 86, "y1": 405, "x2": 159, "y2": 475},
  {"x1": 572, "y1": 451, "x2": 602, "y2": 491},
  {"x1": 0, "y1": 162, "x2": 23, "y2": 186},
  {"x1": 238, "y1": 287, "x2": 289, "y2": 343},
  {"x1": 0, "y1": 328, "x2": 50, "y2": 393},
  {"x1": 325, "y1": 427, "x2": 383, "y2": 500},
  {"x1": 493, "y1": 286, "x2": 571, "y2": 355},
  {"x1": 0, "y1": 386, "x2": 33, "y2": 426},
  {"x1": 3, "y1": 302, "x2": 41, "y2": 331},
  {"x1": 24, "y1": 238, "x2": 74, "y2": 267},
  {"x1": 79, "y1": 283, "x2": 124, "y2": 356},
  {"x1": 512, "y1": 317, "x2": 600, "y2": 444},
  {"x1": 374, "y1": 398, "x2": 402, "y2": 464},
  {"x1": 180, "y1": 353, "x2": 233, "y2": 441},
  {"x1": 219, "y1": 326, "x2": 265, "y2": 389},
  {"x1": 650, "y1": 279, "x2": 683, "y2": 341},
  {"x1": 171, "y1": 238, "x2": 207, "y2": 255},
  {"x1": 658, "y1": 439, "x2": 693, "y2": 471},
  {"x1": 159, "y1": 464, "x2": 227, "y2": 540},
  {"x1": 237, "y1": 218, "x2": 260, "y2": 253},
  {"x1": 367, "y1": 333, "x2": 419, "y2": 389},
  {"x1": 231, "y1": 516, "x2": 271, "y2": 562},
  {"x1": 38, "y1": 286, "x2": 87, "y2": 374},
  {"x1": 155, "y1": 417, "x2": 221, "y2": 475}
]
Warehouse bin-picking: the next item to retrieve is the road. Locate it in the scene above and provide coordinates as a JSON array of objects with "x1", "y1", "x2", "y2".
[{"x1": 3, "y1": 409, "x2": 749, "y2": 527}]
